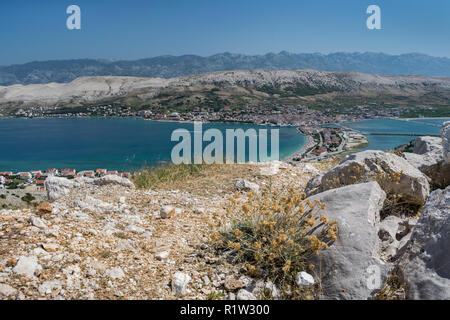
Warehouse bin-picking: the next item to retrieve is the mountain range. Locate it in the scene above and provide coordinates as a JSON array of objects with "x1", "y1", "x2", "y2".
[
  {"x1": 2, "y1": 52, "x2": 450, "y2": 86},
  {"x1": 1, "y1": 70, "x2": 449, "y2": 116}
]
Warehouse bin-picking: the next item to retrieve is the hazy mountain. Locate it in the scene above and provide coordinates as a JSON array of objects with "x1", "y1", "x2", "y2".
[{"x1": 1, "y1": 52, "x2": 450, "y2": 86}]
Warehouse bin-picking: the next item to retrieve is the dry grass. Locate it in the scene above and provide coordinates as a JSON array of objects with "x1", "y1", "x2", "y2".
[
  {"x1": 132, "y1": 163, "x2": 261, "y2": 195},
  {"x1": 211, "y1": 185, "x2": 338, "y2": 299}
]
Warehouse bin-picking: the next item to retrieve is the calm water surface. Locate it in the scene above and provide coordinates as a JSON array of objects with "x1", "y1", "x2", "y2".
[{"x1": 0, "y1": 118, "x2": 305, "y2": 172}]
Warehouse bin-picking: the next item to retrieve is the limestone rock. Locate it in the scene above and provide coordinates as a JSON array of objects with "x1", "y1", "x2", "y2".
[
  {"x1": 172, "y1": 272, "x2": 191, "y2": 297},
  {"x1": 264, "y1": 281, "x2": 280, "y2": 299},
  {"x1": 70, "y1": 196, "x2": 113, "y2": 214},
  {"x1": 296, "y1": 272, "x2": 315, "y2": 287},
  {"x1": 236, "y1": 289, "x2": 257, "y2": 300},
  {"x1": 94, "y1": 175, "x2": 134, "y2": 188},
  {"x1": 160, "y1": 206, "x2": 175, "y2": 219},
  {"x1": 307, "y1": 182, "x2": 391, "y2": 300},
  {"x1": 13, "y1": 256, "x2": 42, "y2": 278},
  {"x1": 306, "y1": 150, "x2": 430, "y2": 206},
  {"x1": 105, "y1": 267, "x2": 125, "y2": 280},
  {"x1": 45, "y1": 176, "x2": 74, "y2": 201},
  {"x1": 42, "y1": 243, "x2": 59, "y2": 252},
  {"x1": 235, "y1": 180, "x2": 259, "y2": 193},
  {"x1": 155, "y1": 251, "x2": 170, "y2": 261},
  {"x1": 399, "y1": 186, "x2": 450, "y2": 300},
  {"x1": 38, "y1": 280, "x2": 63, "y2": 295},
  {"x1": 28, "y1": 216, "x2": 47, "y2": 229},
  {"x1": 0, "y1": 284, "x2": 17, "y2": 298},
  {"x1": 442, "y1": 121, "x2": 450, "y2": 163},
  {"x1": 413, "y1": 136, "x2": 443, "y2": 155}
]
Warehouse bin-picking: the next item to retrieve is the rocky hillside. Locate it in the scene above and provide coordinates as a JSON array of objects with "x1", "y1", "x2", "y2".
[
  {"x1": 2, "y1": 52, "x2": 450, "y2": 86},
  {"x1": 1, "y1": 70, "x2": 450, "y2": 109},
  {"x1": 0, "y1": 123, "x2": 448, "y2": 300}
]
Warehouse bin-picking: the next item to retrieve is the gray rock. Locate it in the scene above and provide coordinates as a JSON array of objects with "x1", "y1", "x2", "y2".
[
  {"x1": 377, "y1": 216, "x2": 416, "y2": 261},
  {"x1": 442, "y1": 121, "x2": 450, "y2": 163},
  {"x1": 264, "y1": 281, "x2": 280, "y2": 299},
  {"x1": 13, "y1": 256, "x2": 42, "y2": 278},
  {"x1": 155, "y1": 251, "x2": 170, "y2": 261},
  {"x1": 402, "y1": 152, "x2": 443, "y2": 172},
  {"x1": 0, "y1": 283, "x2": 17, "y2": 297},
  {"x1": 28, "y1": 216, "x2": 47, "y2": 229},
  {"x1": 413, "y1": 136, "x2": 443, "y2": 155},
  {"x1": 94, "y1": 175, "x2": 134, "y2": 188},
  {"x1": 236, "y1": 289, "x2": 257, "y2": 300},
  {"x1": 38, "y1": 280, "x2": 63, "y2": 295},
  {"x1": 307, "y1": 182, "x2": 391, "y2": 300},
  {"x1": 45, "y1": 176, "x2": 74, "y2": 201},
  {"x1": 172, "y1": 272, "x2": 191, "y2": 297},
  {"x1": 235, "y1": 180, "x2": 259, "y2": 193},
  {"x1": 227, "y1": 292, "x2": 236, "y2": 300},
  {"x1": 295, "y1": 272, "x2": 315, "y2": 287},
  {"x1": 306, "y1": 150, "x2": 430, "y2": 206},
  {"x1": 70, "y1": 196, "x2": 114, "y2": 214},
  {"x1": 105, "y1": 267, "x2": 125, "y2": 280},
  {"x1": 125, "y1": 225, "x2": 145, "y2": 233},
  {"x1": 399, "y1": 186, "x2": 450, "y2": 300},
  {"x1": 160, "y1": 205, "x2": 175, "y2": 219}
]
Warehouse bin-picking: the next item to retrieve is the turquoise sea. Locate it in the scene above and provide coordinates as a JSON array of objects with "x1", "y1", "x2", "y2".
[
  {"x1": 0, "y1": 118, "x2": 305, "y2": 172},
  {"x1": 342, "y1": 118, "x2": 449, "y2": 151}
]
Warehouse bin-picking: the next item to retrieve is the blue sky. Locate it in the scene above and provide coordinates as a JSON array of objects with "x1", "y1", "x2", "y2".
[{"x1": 0, "y1": 0, "x2": 449, "y2": 65}]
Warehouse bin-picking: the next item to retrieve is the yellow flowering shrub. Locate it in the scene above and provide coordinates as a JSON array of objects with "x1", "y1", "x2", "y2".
[{"x1": 212, "y1": 185, "x2": 338, "y2": 297}]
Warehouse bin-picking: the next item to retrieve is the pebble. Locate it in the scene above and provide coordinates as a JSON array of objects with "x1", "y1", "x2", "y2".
[
  {"x1": 0, "y1": 284, "x2": 17, "y2": 297},
  {"x1": 172, "y1": 272, "x2": 191, "y2": 296},
  {"x1": 12, "y1": 256, "x2": 42, "y2": 278},
  {"x1": 236, "y1": 289, "x2": 257, "y2": 300},
  {"x1": 105, "y1": 267, "x2": 125, "y2": 280},
  {"x1": 296, "y1": 271, "x2": 315, "y2": 287}
]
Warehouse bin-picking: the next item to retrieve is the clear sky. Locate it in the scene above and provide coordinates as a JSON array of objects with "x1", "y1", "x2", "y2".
[{"x1": 0, "y1": 0, "x2": 449, "y2": 65}]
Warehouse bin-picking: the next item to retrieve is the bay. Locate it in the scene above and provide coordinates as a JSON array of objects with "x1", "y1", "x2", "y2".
[
  {"x1": 342, "y1": 118, "x2": 449, "y2": 151},
  {"x1": 0, "y1": 118, "x2": 305, "y2": 172}
]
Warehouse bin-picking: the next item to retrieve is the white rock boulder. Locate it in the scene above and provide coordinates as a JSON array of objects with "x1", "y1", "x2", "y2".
[
  {"x1": 45, "y1": 176, "x2": 75, "y2": 201},
  {"x1": 235, "y1": 179, "x2": 259, "y2": 193},
  {"x1": 398, "y1": 186, "x2": 450, "y2": 300},
  {"x1": 296, "y1": 272, "x2": 315, "y2": 287},
  {"x1": 413, "y1": 136, "x2": 443, "y2": 155},
  {"x1": 94, "y1": 175, "x2": 134, "y2": 188},
  {"x1": 307, "y1": 182, "x2": 391, "y2": 300},
  {"x1": 172, "y1": 272, "x2": 191, "y2": 297},
  {"x1": 442, "y1": 121, "x2": 450, "y2": 163},
  {"x1": 306, "y1": 150, "x2": 430, "y2": 206},
  {"x1": 13, "y1": 256, "x2": 42, "y2": 278},
  {"x1": 0, "y1": 284, "x2": 17, "y2": 298},
  {"x1": 236, "y1": 289, "x2": 257, "y2": 300}
]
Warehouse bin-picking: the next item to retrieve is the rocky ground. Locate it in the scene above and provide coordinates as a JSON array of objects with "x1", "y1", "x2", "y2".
[{"x1": 0, "y1": 161, "x2": 322, "y2": 300}]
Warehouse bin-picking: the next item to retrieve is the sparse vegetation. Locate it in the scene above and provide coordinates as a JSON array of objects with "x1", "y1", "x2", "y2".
[
  {"x1": 211, "y1": 186, "x2": 338, "y2": 299},
  {"x1": 132, "y1": 163, "x2": 209, "y2": 189},
  {"x1": 21, "y1": 193, "x2": 36, "y2": 204}
]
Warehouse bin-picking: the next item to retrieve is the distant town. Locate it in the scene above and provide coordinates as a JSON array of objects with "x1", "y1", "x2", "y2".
[
  {"x1": 9, "y1": 103, "x2": 411, "y2": 127},
  {"x1": 0, "y1": 169, "x2": 131, "y2": 191}
]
